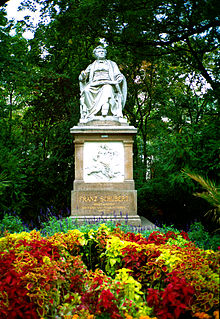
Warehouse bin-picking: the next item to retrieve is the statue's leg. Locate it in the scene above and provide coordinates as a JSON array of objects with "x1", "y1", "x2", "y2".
[
  {"x1": 101, "y1": 84, "x2": 114, "y2": 116},
  {"x1": 111, "y1": 93, "x2": 123, "y2": 117},
  {"x1": 83, "y1": 85, "x2": 101, "y2": 117},
  {"x1": 101, "y1": 102, "x2": 110, "y2": 116}
]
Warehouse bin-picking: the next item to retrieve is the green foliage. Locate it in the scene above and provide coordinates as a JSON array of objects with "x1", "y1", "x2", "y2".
[
  {"x1": 158, "y1": 224, "x2": 182, "y2": 234},
  {"x1": 0, "y1": 145, "x2": 29, "y2": 212},
  {"x1": 0, "y1": 213, "x2": 29, "y2": 235},
  {"x1": 136, "y1": 114, "x2": 219, "y2": 226},
  {"x1": 183, "y1": 169, "x2": 220, "y2": 227},
  {"x1": 0, "y1": 171, "x2": 10, "y2": 197},
  {"x1": 188, "y1": 222, "x2": 220, "y2": 251},
  {"x1": 41, "y1": 216, "x2": 77, "y2": 236}
]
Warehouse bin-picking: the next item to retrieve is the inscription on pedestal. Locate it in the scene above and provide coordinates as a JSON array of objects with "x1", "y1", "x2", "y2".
[
  {"x1": 79, "y1": 194, "x2": 128, "y2": 212},
  {"x1": 72, "y1": 190, "x2": 136, "y2": 215}
]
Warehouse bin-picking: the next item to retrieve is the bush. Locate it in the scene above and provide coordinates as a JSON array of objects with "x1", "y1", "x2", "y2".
[
  {"x1": 0, "y1": 213, "x2": 29, "y2": 235},
  {"x1": 188, "y1": 221, "x2": 220, "y2": 251}
]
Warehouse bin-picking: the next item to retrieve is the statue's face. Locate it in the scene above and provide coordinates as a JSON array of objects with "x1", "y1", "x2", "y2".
[{"x1": 94, "y1": 48, "x2": 106, "y2": 60}]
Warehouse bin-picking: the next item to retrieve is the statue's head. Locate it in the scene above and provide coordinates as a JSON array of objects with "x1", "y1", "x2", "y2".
[{"x1": 93, "y1": 46, "x2": 107, "y2": 60}]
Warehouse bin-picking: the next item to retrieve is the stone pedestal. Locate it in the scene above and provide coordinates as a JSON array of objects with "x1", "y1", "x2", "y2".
[{"x1": 70, "y1": 120, "x2": 141, "y2": 225}]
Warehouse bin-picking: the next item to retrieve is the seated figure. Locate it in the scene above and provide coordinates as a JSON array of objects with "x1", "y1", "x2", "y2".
[{"x1": 79, "y1": 46, "x2": 127, "y2": 121}]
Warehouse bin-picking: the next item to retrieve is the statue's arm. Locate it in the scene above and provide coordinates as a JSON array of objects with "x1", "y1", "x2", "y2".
[
  {"x1": 111, "y1": 61, "x2": 124, "y2": 83},
  {"x1": 79, "y1": 64, "x2": 91, "y2": 82},
  {"x1": 110, "y1": 61, "x2": 127, "y2": 106},
  {"x1": 115, "y1": 73, "x2": 124, "y2": 83}
]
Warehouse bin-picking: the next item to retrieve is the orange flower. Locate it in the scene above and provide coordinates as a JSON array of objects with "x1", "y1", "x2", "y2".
[
  {"x1": 139, "y1": 316, "x2": 158, "y2": 319},
  {"x1": 214, "y1": 311, "x2": 219, "y2": 319},
  {"x1": 193, "y1": 312, "x2": 211, "y2": 319}
]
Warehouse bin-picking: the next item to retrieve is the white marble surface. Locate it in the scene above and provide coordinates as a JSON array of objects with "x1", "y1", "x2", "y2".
[
  {"x1": 79, "y1": 46, "x2": 127, "y2": 122},
  {"x1": 83, "y1": 142, "x2": 124, "y2": 183},
  {"x1": 70, "y1": 125, "x2": 137, "y2": 133}
]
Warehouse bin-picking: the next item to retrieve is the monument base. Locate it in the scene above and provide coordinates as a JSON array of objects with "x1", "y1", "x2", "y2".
[
  {"x1": 70, "y1": 215, "x2": 142, "y2": 226},
  {"x1": 70, "y1": 124, "x2": 142, "y2": 226},
  {"x1": 71, "y1": 187, "x2": 141, "y2": 226},
  {"x1": 79, "y1": 116, "x2": 128, "y2": 125}
]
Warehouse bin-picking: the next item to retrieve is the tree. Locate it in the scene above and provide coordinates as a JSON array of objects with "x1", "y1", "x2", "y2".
[
  {"x1": 0, "y1": 0, "x2": 8, "y2": 7},
  {"x1": 0, "y1": 9, "x2": 31, "y2": 211},
  {"x1": 0, "y1": 0, "x2": 218, "y2": 227},
  {"x1": 0, "y1": 7, "x2": 76, "y2": 218},
  {"x1": 101, "y1": 0, "x2": 220, "y2": 98}
]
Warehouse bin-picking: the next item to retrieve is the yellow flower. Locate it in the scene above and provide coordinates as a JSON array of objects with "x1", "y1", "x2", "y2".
[
  {"x1": 115, "y1": 268, "x2": 143, "y2": 301},
  {"x1": 42, "y1": 256, "x2": 51, "y2": 264}
]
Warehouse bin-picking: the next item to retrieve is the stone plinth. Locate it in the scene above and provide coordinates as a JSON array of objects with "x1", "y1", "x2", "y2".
[{"x1": 70, "y1": 122, "x2": 141, "y2": 225}]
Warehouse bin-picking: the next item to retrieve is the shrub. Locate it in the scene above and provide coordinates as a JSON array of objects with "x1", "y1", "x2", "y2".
[
  {"x1": 188, "y1": 222, "x2": 220, "y2": 251},
  {"x1": 0, "y1": 213, "x2": 29, "y2": 235}
]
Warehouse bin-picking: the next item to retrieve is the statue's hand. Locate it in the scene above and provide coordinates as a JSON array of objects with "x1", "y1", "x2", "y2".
[
  {"x1": 79, "y1": 71, "x2": 87, "y2": 81},
  {"x1": 116, "y1": 74, "x2": 123, "y2": 83}
]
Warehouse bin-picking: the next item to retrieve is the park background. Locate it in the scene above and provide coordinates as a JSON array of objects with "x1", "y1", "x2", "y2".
[{"x1": 0, "y1": 0, "x2": 219, "y2": 230}]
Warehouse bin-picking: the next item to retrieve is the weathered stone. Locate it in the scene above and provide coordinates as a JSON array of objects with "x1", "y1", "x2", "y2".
[{"x1": 70, "y1": 124, "x2": 142, "y2": 225}]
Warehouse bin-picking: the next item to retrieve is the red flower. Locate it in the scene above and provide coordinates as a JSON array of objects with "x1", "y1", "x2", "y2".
[
  {"x1": 97, "y1": 289, "x2": 122, "y2": 318},
  {"x1": 147, "y1": 275, "x2": 195, "y2": 319}
]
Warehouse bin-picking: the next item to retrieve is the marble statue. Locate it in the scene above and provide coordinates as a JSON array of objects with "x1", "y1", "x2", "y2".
[{"x1": 79, "y1": 46, "x2": 127, "y2": 121}]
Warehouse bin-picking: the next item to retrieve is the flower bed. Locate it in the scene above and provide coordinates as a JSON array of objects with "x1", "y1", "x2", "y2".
[{"x1": 0, "y1": 224, "x2": 219, "y2": 319}]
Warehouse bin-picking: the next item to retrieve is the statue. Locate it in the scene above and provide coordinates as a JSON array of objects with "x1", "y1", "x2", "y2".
[{"x1": 79, "y1": 46, "x2": 127, "y2": 121}]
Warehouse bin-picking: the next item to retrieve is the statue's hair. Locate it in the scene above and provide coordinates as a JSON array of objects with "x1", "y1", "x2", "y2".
[{"x1": 93, "y1": 45, "x2": 107, "y2": 57}]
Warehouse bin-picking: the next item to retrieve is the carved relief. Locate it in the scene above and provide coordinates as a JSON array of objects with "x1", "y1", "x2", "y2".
[{"x1": 84, "y1": 142, "x2": 124, "y2": 182}]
